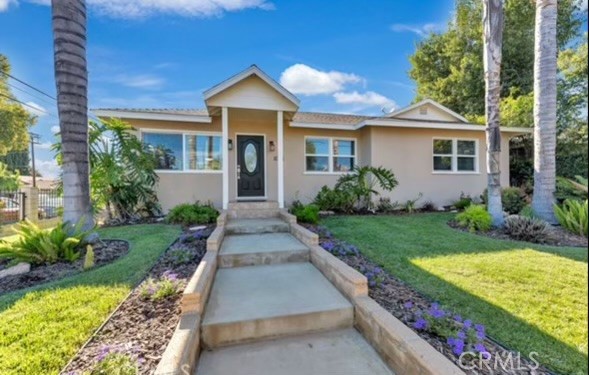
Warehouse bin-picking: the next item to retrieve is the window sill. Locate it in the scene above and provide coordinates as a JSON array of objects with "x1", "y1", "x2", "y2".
[
  {"x1": 432, "y1": 171, "x2": 480, "y2": 175},
  {"x1": 303, "y1": 171, "x2": 351, "y2": 176},
  {"x1": 156, "y1": 170, "x2": 223, "y2": 174}
]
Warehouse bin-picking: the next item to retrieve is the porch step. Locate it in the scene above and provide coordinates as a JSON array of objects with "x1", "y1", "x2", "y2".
[
  {"x1": 195, "y1": 329, "x2": 395, "y2": 375},
  {"x1": 201, "y1": 263, "x2": 354, "y2": 349},
  {"x1": 225, "y1": 218, "x2": 290, "y2": 235},
  {"x1": 227, "y1": 202, "x2": 280, "y2": 219},
  {"x1": 228, "y1": 201, "x2": 279, "y2": 210},
  {"x1": 219, "y1": 233, "x2": 309, "y2": 268}
]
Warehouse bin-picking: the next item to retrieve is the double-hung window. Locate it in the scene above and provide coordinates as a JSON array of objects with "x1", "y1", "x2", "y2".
[
  {"x1": 305, "y1": 137, "x2": 356, "y2": 173},
  {"x1": 433, "y1": 138, "x2": 478, "y2": 173},
  {"x1": 142, "y1": 131, "x2": 222, "y2": 172}
]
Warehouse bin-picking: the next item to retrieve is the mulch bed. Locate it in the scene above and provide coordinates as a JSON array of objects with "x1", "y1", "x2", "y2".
[
  {"x1": 448, "y1": 220, "x2": 588, "y2": 248},
  {"x1": 302, "y1": 223, "x2": 554, "y2": 375},
  {"x1": 61, "y1": 225, "x2": 214, "y2": 375},
  {"x1": 0, "y1": 240, "x2": 129, "y2": 295}
]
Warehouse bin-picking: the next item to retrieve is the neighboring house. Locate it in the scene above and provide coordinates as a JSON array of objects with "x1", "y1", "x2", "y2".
[
  {"x1": 94, "y1": 65, "x2": 530, "y2": 212},
  {"x1": 20, "y1": 176, "x2": 59, "y2": 190}
]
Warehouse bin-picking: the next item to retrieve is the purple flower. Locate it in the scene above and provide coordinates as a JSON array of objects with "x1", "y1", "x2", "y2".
[
  {"x1": 321, "y1": 241, "x2": 335, "y2": 252},
  {"x1": 463, "y1": 319, "x2": 473, "y2": 329},
  {"x1": 457, "y1": 330, "x2": 466, "y2": 340},
  {"x1": 96, "y1": 345, "x2": 112, "y2": 362},
  {"x1": 413, "y1": 318, "x2": 428, "y2": 330},
  {"x1": 474, "y1": 343, "x2": 488, "y2": 353},
  {"x1": 403, "y1": 301, "x2": 414, "y2": 309},
  {"x1": 451, "y1": 338, "x2": 465, "y2": 356},
  {"x1": 428, "y1": 304, "x2": 446, "y2": 319},
  {"x1": 453, "y1": 314, "x2": 463, "y2": 323}
]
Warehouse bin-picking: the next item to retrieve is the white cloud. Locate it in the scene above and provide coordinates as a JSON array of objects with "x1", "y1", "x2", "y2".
[
  {"x1": 37, "y1": 142, "x2": 53, "y2": 150},
  {"x1": 35, "y1": 159, "x2": 61, "y2": 178},
  {"x1": 23, "y1": 0, "x2": 273, "y2": 18},
  {"x1": 579, "y1": 0, "x2": 588, "y2": 11},
  {"x1": 0, "y1": 0, "x2": 17, "y2": 11},
  {"x1": 51, "y1": 125, "x2": 60, "y2": 134},
  {"x1": 390, "y1": 23, "x2": 444, "y2": 37},
  {"x1": 334, "y1": 91, "x2": 397, "y2": 112},
  {"x1": 113, "y1": 74, "x2": 165, "y2": 89},
  {"x1": 24, "y1": 101, "x2": 47, "y2": 117},
  {"x1": 280, "y1": 64, "x2": 363, "y2": 96}
]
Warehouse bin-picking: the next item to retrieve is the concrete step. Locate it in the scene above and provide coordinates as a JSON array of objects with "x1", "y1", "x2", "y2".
[
  {"x1": 225, "y1": 218, "x2": 290, "y2": 235},
  {"x1": 196, "y1": 329, "x2": 395, "y2": 375},
  {"x1": 228, "y1": 201, "x2": 279, "y2": 210},
  {"x1": 201, "y1": 263, "x2": 354, "y2": 349},
  {"x1": 227, "y1": 208, "x2": 280, "y2": 220},
  {"x1": 219, "y1": 233, "x2": 309, "y2": 268}
]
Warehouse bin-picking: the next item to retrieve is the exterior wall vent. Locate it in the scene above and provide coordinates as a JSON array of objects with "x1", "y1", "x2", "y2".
[{"x1": 419, "y1": 106, "x2": 428, "y2": 115}]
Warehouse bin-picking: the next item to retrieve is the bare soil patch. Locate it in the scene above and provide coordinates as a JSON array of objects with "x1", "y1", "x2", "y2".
[
  {"x1": 62, "y1": 225, "x2": 213, "y2": 375},
  {"x1": 0, "y1": 240, "x2": 128, "y2": 294}
]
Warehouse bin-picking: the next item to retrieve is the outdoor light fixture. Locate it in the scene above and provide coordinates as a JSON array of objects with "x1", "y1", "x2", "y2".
[
  {"x1": 269, "y1": 141, "x2": 276, "y2": 152},
  {"x1": 228, "y1": 139, "x2": 233, "y2": 151}
]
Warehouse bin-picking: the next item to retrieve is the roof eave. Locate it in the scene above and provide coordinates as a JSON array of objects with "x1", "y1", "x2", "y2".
[{"x1": 93, "y1": 109, "x2": 213, "y2": 123}]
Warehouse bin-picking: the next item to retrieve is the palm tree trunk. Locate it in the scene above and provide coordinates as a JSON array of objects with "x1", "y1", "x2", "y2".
[
  {"x1": 483, "y1": 0, "x2": 505, "y2": 227},
  {"x1": 531, "y1": 0, "x2": 558, "y2": 224},
  {"x1": 52, "y1": 0, "x2": 94, "y2": 229}
]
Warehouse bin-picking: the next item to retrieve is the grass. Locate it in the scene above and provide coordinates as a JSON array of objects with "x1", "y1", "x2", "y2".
[
  {"x1": 323, "y1": 213, "x2": 588, "y2": 375},
  {"x1": 0, "y1": 224, "x2": 180, "y2": 375}
]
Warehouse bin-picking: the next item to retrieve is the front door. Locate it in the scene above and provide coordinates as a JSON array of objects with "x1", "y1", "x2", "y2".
[{"x1": 237, "y1": 135, "x2": 265, "y2": 198}]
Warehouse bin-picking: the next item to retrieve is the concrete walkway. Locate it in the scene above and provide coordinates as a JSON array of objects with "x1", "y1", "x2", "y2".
[{"x1": 196, "y1": 217, "x2": 395, "y2": 374}]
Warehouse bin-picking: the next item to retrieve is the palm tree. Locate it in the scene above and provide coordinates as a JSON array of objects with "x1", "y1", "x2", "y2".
[
  {"x1": 531, "y1": 0, "x2": 558, "y2": 224},
  {"x1": 483, "y1": 0, "x2": 505, "y2": 226},
  {"x1": 52, "y1": 0, "x2": 93, "y2": 228}
]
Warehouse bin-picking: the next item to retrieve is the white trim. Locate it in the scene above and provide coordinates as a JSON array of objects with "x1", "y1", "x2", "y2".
[
  {"x1": 290, "y1": 119, "x2": 532, "y2": 134},
  {"x1": 235, "y1": 133, "x2": 268, "y2": 200},
  {"x1": 386, "y1": 99, "x2": 470, "y2": 123},
  {"x1": 93, "y1": 109, "x2": 212, "y2": 123},
  {"x1": 203, "y1": 65, "x2": 300, "y2": 107},
  {"x1": 277, "y1": 111, "x2": 285, "y2": 209},
  {"x1": 304, "y1": 136, "x2": 358, "y2": 174},
  {"x1": 222, "y1": 107, "x2": 229, "y2": 210},
  {"x1": 431, "y1": 137, "x2": 480, "y2": 174}
]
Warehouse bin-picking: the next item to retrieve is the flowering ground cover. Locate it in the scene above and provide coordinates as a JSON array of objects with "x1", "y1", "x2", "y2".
[
  {"x1": 0, "y1": 224, "x2": 180, "y2": 375},
  {"x1": 322, "y1": 213, "x2": 588, "y2": 375}
]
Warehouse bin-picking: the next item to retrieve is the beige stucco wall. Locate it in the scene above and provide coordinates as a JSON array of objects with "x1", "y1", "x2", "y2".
[{"x1": 123, "y1": 115, "x2": 512, "y2": 212}]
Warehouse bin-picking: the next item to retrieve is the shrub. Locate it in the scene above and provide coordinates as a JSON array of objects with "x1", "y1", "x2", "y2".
[
  {"x1": 166, "y1": 202, "x2": 219, "y2": 225},
  {"x1": 290, "y1": 201, "x2": 320, "y2": 224},
  {"x1": 139, "y1": 270, "x2": 182, "y2": 302},
  {"x1": 504, "y1": 215, "x2": 550, "y2": 243},
  {"x1": 456, "y1": 205, "x2": 492, "y2": 232},
  {"x1": 403, "y1": 193, "x2": 423, "y2": 214},
  {"x1": 421, "y1": 200, "x2": 438, "y2": 212},
  {"x1": 335, "y1": 166, "x2": 398, "y2": 210},
  {"x1": 453, "y1": 193, "x2": 473, "y2": 210},
  {"x1": 481, "y1": 187, "x2": 527, "y2": 214},
  {"x1": 519, "y1": 205, "x2": 538, "y2": 219},
  {"x1": 83, "y1": 245, "x2": 95, "y2": 270},
  {"x1": 554, "y1": 199, "x2": 588, "y2": 237},
  {"x1": 376, "y1": 197, "x2": 400, "y2": 213},
  {"x1": 0, "y1": 219, "x2": 90, "y2": 265},
  {"x1": 555, "y1": 176, "x2": 588, "y2": 203},
  {"x1": 313, "y1": 185, "x2": 355, "y2": 213},
  {"x1": 167, "y1": 247, "x2": 193, "y2": 266},
  {"x1": 91, "y1": 344, "x2": 140, "y2": 375}
]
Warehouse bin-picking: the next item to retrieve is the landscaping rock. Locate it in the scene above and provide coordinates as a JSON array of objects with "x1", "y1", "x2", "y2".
[{"x1": 0, "y1": 262, "x2": 30, "y2": 280}]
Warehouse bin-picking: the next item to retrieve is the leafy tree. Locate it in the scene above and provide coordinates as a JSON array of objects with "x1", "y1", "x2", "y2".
[
  {"x1": 0, "y1": 162, "x2": 20, "y2": 190},
  {"x1": 0, "y1": 55, "x2": 36, "y2": 156},
  {"x1": 0, "y1": 150, "x2": 31, "y2": 175}
]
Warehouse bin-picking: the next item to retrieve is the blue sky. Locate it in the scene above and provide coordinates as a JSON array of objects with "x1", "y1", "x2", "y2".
[{"x1": 0, "y1": 0, "x2": 458, "y2": 177}]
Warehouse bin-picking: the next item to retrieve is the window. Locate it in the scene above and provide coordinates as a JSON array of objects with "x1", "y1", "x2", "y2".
[
  {"x1": 305, "y1": 137, "x2": 356, "y2": 173},
  {"x1": 432, "y1": 138, "x2": 477, "y2": 173},
  {"x1": 143, "y1": 131, "x2": 222, "y2": 172}
]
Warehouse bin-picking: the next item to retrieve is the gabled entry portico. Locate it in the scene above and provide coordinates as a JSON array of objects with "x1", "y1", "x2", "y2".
[{"x1": 203, "y1": 65, "x2": 299, "y2": 209}]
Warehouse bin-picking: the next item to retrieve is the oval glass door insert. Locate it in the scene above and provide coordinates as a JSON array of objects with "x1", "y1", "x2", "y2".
[{"x1": 244, "y1": 143, "x2": 257, "y2": 173}]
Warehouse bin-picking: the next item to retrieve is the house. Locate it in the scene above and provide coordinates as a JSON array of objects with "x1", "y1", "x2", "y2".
[{"x1": 94, "y1": 65, "x2": 530, "y2": 212}]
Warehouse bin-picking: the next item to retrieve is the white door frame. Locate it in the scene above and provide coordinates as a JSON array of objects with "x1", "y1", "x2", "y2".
[{"x1": 235, "y1": 133, "x2": 268, "y2": 200}]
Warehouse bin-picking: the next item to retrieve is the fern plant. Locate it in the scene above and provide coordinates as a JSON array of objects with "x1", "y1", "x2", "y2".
[
  {"x1": 554, "y1": 199, "x2": 588, "y2": 237},
  {"x1": 335, "y1": 166, "x2": 398, "y2": 210},
  {"x1": 0, "y1": 219, "x2": 91, "y2": 265}
]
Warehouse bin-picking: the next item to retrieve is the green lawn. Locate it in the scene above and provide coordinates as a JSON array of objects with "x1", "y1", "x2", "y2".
[
  {"x1": 0, "y1": 224, "x2": 180, "y2": 375},
  {"x1": 323, "y1": 213, "x2": 588, "y2": 375}
]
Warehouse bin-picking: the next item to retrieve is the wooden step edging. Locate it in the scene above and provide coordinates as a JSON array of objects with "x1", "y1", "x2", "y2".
[
  {"x1": 290, "y1": 221, "x2": 466, "y2": 375},
  {"x1": 154, "y1": 216, "x2": 225, "y2": 375}
]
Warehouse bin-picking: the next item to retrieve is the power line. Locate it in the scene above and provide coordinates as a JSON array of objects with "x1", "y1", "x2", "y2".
[
  {"x1": 0, "y1": 71, "x2": 56, "y2": 101},
  {"x1": 6, "y1": 81, "x2": 57, "y2": 107},
  {"x1": 0, "y1": 92, "x2": 60, "y2": 119}
]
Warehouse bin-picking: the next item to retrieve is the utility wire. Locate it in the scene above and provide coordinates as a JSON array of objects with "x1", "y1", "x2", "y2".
[
  {"x1": 6, "y1": 81, "x2": 57, "y2": 107},
  {"x1": 0, "y1": 92, "x2": 60, "y2": 119},
  {"x1": 0, "y1": 71, "x2": 57, "y2": 101}
]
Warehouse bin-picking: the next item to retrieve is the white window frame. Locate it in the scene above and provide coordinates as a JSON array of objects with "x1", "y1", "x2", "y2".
[
  {"x1": 140, "y1": 128, "x2": 223, "y2": 174},
  {"x1": 432, "y1": 137, "x2": 479, "y2": 174},
  {"x1": 304, "y1": 136, "x2": 358, "y2": 175}
]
